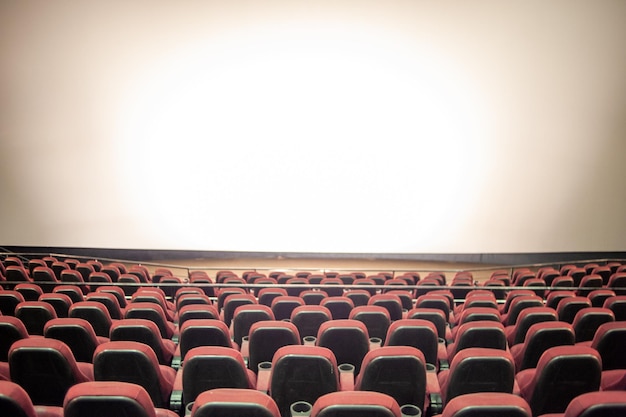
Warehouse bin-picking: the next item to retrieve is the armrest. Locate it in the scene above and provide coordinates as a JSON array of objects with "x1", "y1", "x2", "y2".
[
  {"x1": 369, "y1": 337, "x2": 382, "y2": 350},
  {"x1": 171, "y1": 345, "x2": 182, "y2": 370},
  {"x1": 170, "y1": 368, "x2": 184, "y2": 415},
  {"x1": 338, "y1": 364, "x2": 355, "y2": 391},
  {"x1": 256, "y1": 362, "x2": 272, "y2": 393},
  {"x1": 426, "y1": 365, "x2": 442, "y2": 415},
  {"x1": 241, "y1": 336, "x2": 250, "y2": 365},
  {"x1": 437, "y1": 341, "x2": 449, "y2": 371}
]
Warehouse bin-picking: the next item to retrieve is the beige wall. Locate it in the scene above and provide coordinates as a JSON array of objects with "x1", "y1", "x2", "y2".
[{"x1": 1, "y1": 1, "x2": 626, "y2": 253}]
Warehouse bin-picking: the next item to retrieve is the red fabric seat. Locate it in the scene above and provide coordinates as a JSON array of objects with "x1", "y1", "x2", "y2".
[
  {"x1": 64, "y1": 381, "x2": 178, "y2": 417},
  {"x1": 0, "y1": 380, "x2": 63, "y2": 417}
]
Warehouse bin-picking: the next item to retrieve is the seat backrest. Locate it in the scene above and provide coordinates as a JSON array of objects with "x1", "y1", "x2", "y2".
[
  {"x1": 64, "y1": 381, "x2": 158, "y2": 417},
  {"x1": 110, "y1": 318, "x2": 173, "y2": 365},
  {"x1": 179, "y1": 319, "x2": 233, "y2": 361},
  {"x1": 0, "y1": 316, "x2": 29, "y2": 361},
  {"x1": 345, "y1": 289, "x2": 372, "y2": 305},
  {"x1": 9, "y1": 338, "x2": 91, "y2": 406},
  {"x1": 221, "y1": 294, "x2": 257, "y2": 328},
  {"x1": 368, "y1": 294, "x2": 404, "y2": 321},
  {"x1": 590, "y1": 321, "x2": 626, "y2": 370},
  {"x1": 510, "y1": 306, "x2": 558, "y2": 346},
  {"x1": 124, "y1": 302, "x2": 172, "y2": 338},
  {"x1": 0, "y1": 380, "x2": 62, "y2": 417},
  {"x1": 441, "y1": 392, "x2": 531, "y2": 417},
  {"x1": 270, "y1": 345, "x2": 339, "y2": 417},
  {"x1": 503, "y1": 296, "x2": 544, "y2": 326},
  {"x1": 15, "y1": 301, "x2": 58, "y2": 335},
  {"x1": 232, "y1": 304, "x2": 275, "y2": 347},
  {"x1": 560, "y1": 391, "x2": 626, "y2": 417},
  {"x1": 557, "y1": 297, "x2": 592, "y2": 324},
  {"x1": 182, "y1": 347, "x2": 254, "y2": 407},
  {"x1": 406, "y1": 308, "x2": 448, "y2": 340},
  {"x1": 572, "y1": 307, "x2": 615, "y2": 343},
  {"x1": 248, "y1": 321, "x2": 300, "y2": 374},
  {"x1": 290, "y1": 305, "x2": 333, "y2": 339},
  {"x1": 178, "y1": 304, "x2": 220, "y2": 328},
  {"x1": 191, "y1": 388, "x2": 281, "y2": 417},
  {"x1": 449, "y1": 321, "x2": 507, "y2": 358},
  {"x1": 96, "y1": 285, "x2": 127, "y2": 307},
  {"x1": 93, "y1": 341, "x2": 171, "y2": 408},
  {"x1": 349, "y1": 305, "x2": 391, "y2": 342},
  {"x1": 316, "y1": 319, "x2": 370, "y2": 374},
  {"x1": 39, "y1": 292, "x2": 73, "y2": 318},
  {"x1": 320, "y1": 297, "x2": 355, "y2": 320},
  {"x1": 384, "y1": 319, "x2": 439, "y2": 367},
  {"x1": 15, "y1": 283, "x2": 43, "y2": 301},
  {"x1": 0, "y1": 290, "x2": 25, "y2": 315},
  {"x1": 271, "y1": 296, "x2": 305, "y2": 321},
  {"x1": 69, "y1": 301, "x2": 113, "y2": 338},
  {"x1": 603, "y1": 295, "x2": 626, "y2": 321},
  {"x1": 355, "y1": 346, "x2": 426, "y2": 413},
  {"x1": 516, "y1": 321, "x2": 576, "y2": 371},
  {"x1": 32, "y1": 266, "x2": 59, "y2": 293},
  {"x1": 311, "y1": 391, "x2": 401, "y2": 417},
  {"x1": 53, "y1": 285, "x2": 84, "y2": 303},
  {"x1": 44, "y1": 318, "x2": 102, "y2": 363},
  {"x1": 85, "y1": 292, "x2": 124, "y2": 319},
  {"x1": 441, "y1": 348, "x2": 515, "y2": 406},
  {"x1": 523, "y1": 346, "x2": 602, "y2": 416}
]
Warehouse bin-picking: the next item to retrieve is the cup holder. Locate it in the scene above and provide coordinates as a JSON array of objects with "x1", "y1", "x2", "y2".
[
  {"x1": 290, "y1": 401, "x2": 312, "y2": 417},
  {"x1": 338, "y1": 363, "x2": 355, "y2": 373},
  {"x1": 303, "y1": 335, "x2": 317, "y2": 345},
  {"x1": 258, "y1": 361, "x2": 272, "y2": 372},
  {"x1": 185, "y1": 401, "x2": 194, "y2": 416},
  {"x1": 400, "y1": 404, "x2": 422, "y2": 417}
]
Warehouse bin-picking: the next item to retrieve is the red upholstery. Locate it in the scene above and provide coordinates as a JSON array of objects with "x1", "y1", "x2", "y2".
[
  {"x1": 0, "y1": 315, "x2": 29, "y2": 364},
  {"x1": 0, "y1": 380, "x2": 63, "y2": 417},
  {"x1": 438, "y1": 348, "x2": 515, "y2": 406},
  {"x1": 124, "y1": 302, "x2": 176, "y2": 339},
  {"x1": 311, "y1": 391, "x2": 402, "y2": 417},
  {"x1": 441, "y1": 392, "x2": 531, "y2": 417},
  {"x1": 556, "y1": 297, "x2": 592, "y2": 324},
  {"x1": 248, "y1": 320, "x2": 300, "y2": 373},
  {"x1": 271, "y1": 296, "x2": 305, "y2": 321},
  {"x1": 96, "y1": 285, "x2": 127, "y2": 308},
  {"x1": 447, "y1": 321, "x2": 507, "y2": 359},
  {"x1": 221, "y1": 294, "x2": 256, "y2": 327},
  {"x1": 191, "y1": 388, "x2": 280, "y2": 417},
  {"x1": 368, "y1": 294, "x2": 404, "y2": 321},
  {"x1": 110, "y1": 318, "x2": 176, "y2": 365},
  {"x1": 571, "y1": 307, "x2": 615, "y2": 343},
  {"x1": 232, "y1": 304, "x2": 275, "y2": 347},
  {"x1": 32, "y1": 267, "x2": 59, "y2": 293},
  {"x1": 505, "y1": 307, "x2": 558, "y2": 347},
  {"x1": 15, "y1": 301, "x2": 58, "y2": 335},
  {"x1": 38, "y1": 293, "x2": 73, "y2": 318},
  {"x1": 0, "y1": 290, "x2": 26, "y2": 315},
  {"x1": 501, "y1": 296, "x2": 544, "y2": 326},
  {"x1": 290, "y1": 305, "x2": 333, "y2": 339},
  {"x1": 270, "y1": 345, "x2": 340, "y2": 417},
  {"x1": 349, "y1": 305, "x2": 391, "y2": 342},
  {"x1": 64, "y1": 381, "x2": 178, "y2": 417},
  {"x1": 384, "y1": 319, "x2": 439, "y2": 368},
  {"x1": 320, "y1": 297, "x2": 355, "y2": 320},
  {"x1": 15, "y1": 283, "x2": 43, "y2": 301},
  {"x1": 516, "y1": 346, "x2": 602, "y2": 416},
  {"x1": 355, "y1": 346, "x2": 427, "y2": 413},
  {"x1": 179, "y1": 347, "x2": 256, "y2": 411},
  {"x1": 587, "y1": 321, "x2": 626, "y2": 370},
  {"x1": 52, "y1": 285, "x2": 84, "y2": 304},
  {"x1": 316, "y1": 319, "x2": 370, "y2": 374},
  {"x1": 84, "y1": 291, "x2": 124, "y2": 319},
  {"x1": 93, "y1": 341, "x2": 175, "y2": 408},
  {"x1": 43, "y1": 318, "x2": 108, "y2": 363},
  {"x1": 9, "y1": 338, "x2": 93, "y2": 406},
  {"x1": 177, "y1": 319, "x2": 236, "y2": 367},
  {"x1": 511, "y1": 321, "x2": 575, "y2": 372},
  {"x1": 177, "y1": 304, "x2": 220, "y2": 328},
  {"x1": 544, "y1": 390, "x2": 626, "y2": 417},
  {"x1": 69, "y1": 301, "x2": 115, "y2": 338}
]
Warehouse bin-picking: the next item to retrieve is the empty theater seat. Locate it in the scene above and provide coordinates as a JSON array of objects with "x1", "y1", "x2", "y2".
[
  {"x1": 9, "y1": 338, "x2": 94, "y2": 406},
  {"x1": 516, "y1": 345, "x2": 602, "y2": 416},
  {"x1": 511, "y1": 321, "x2": 576, "y2": 371},
  {"x1": 0, "y1": 380, "x2": 63, "y2": 417},
  {"x1": 109, "y1": 318, "x2": 176, "y2": 366},
  {"x1": 190, "y1": 388, "x2": 280, "y2": 417},
  {"x1": 248, "y1": 320, "x2": 301, "y2": 375},
  {"x1": 43, "y1": 318, "x2": 108, "y2": 363},
  {"x1": 93, "y1": 341, "x2": 176, "y2": 409},
  {"x1": 310, "y1": 391, "x2": 402, "y2": 417},
  {"x1": 64, "y1": 381, "x2": 178, "y2": 417},
  {"x1": 269, "y1": 345, "x2": 340, "y2": 417},
  {"x1": 355, "y1": 346, "x2": 428, "y2": 413},
  {"x1": 541, "y1": 390, "x2": 626, "y2": 417},
  {"x1": 316, "y1": 319, "x2": 370, "y2": 374},
  {"x1": 441, "y1": 392, "x2": 531, "y2": 417}
]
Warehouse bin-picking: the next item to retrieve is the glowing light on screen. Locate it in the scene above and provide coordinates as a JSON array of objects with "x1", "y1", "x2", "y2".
[{"x1": 115, "y1": 20, "x2": 489, "y2": 252}]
